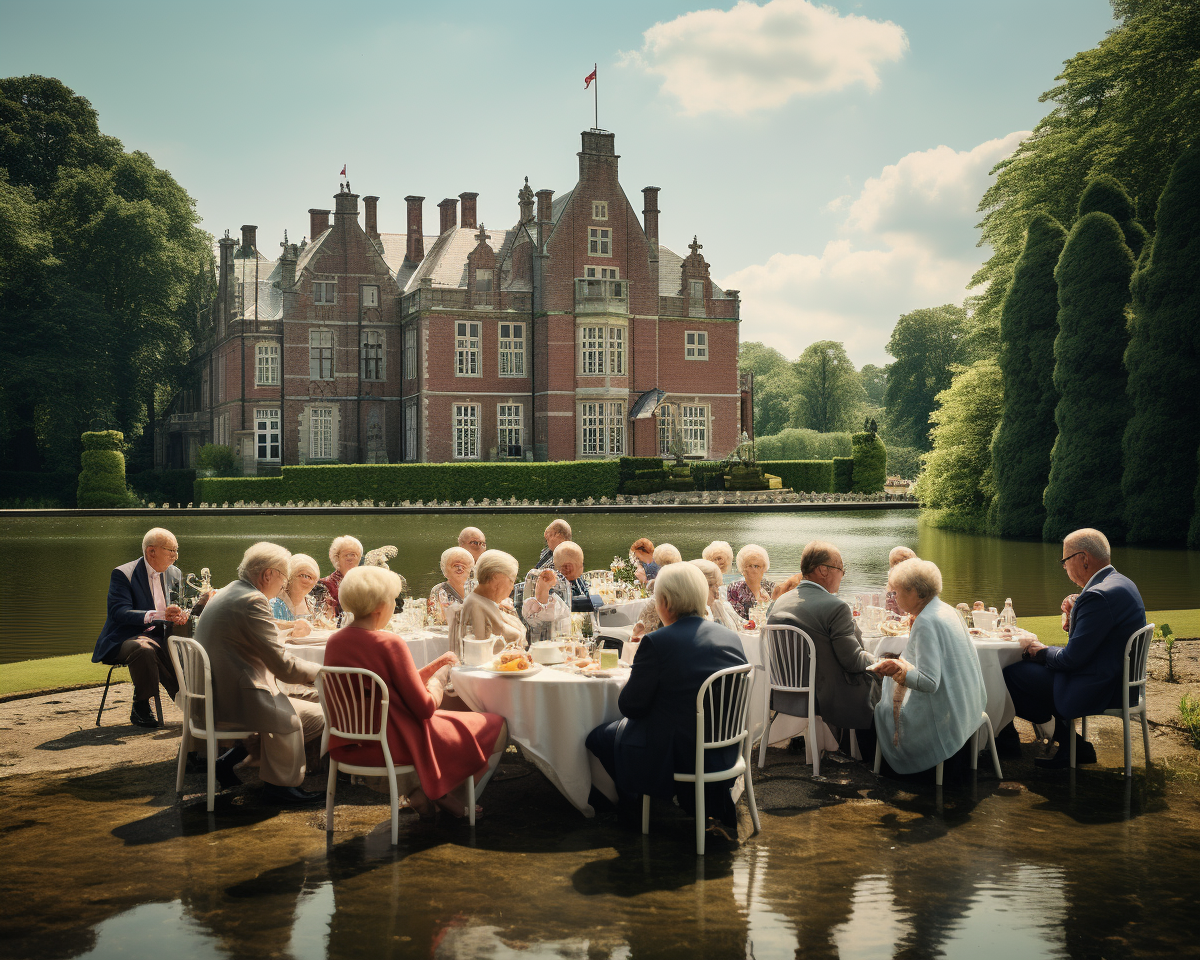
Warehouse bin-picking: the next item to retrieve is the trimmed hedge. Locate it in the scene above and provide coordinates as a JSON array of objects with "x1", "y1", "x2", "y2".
[
  {"x1": 195, "y1": 460, "x2": 622, "y2": 505},
  {"x1": 833, "y1": 457, "x2": 855, "y2": 493},
  {"x1": 81, "y1": 430, "x2": 125, "y2": 452},
  {"x1": 618, "y1": 457, "x2": 665, "y2": 485},
  {"x1": 0, "y1": 470, "x2": 78, "y2": 507},
  {"x1": 851, "y1": 432, "x2": 887, "y2": 493},
  {"x1": 78, "y1": 449, "x2": 133, "y2": 508},
  {"x1": 691, "y1": 462, "x2": 725, "y2": 491},
  {"x1": 759, "y1": 460, "x2": 833, "y2": 493},
  {"x1": 129, "y1": 469, "x2": 197, "y2": 506}
]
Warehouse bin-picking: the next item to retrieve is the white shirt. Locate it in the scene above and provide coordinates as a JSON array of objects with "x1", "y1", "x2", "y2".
[{"x1": 144, "y1": 567, "x2": 168, "y2": 624}]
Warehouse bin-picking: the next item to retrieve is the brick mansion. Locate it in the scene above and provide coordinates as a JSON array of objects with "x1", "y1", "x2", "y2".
[{"x1": 158, "y1": 130, "x2": 746, "y2": 470}]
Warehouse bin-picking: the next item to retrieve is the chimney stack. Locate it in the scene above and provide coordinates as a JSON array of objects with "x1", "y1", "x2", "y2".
[
  {"x1": 405, "y1": 195, "x2": 425, "y2": 263},
  {"x1": 536, "y1": 189, "x2": 554, "y2": 224},
  {"x1": 279, "y1": 237, "x2": 297, "y2": 289},
  {"x1": 333, "y1": 188, "x2": 358, "y2": 221},
  {"x1": 438, "y1": 198, "x2": 458, "y2": 235},
  {"x1": 240, "y1": 224, "x2": 258, "y2": 254},
  {"x1": 309, "y1": 208, "x2": 330, "y2": 241},
  {"x1": 459, "y1": 192, "x2": 478, "y2": 229},
  {"x1": 363, "y1": 196, "x2": 379, "y2": 239},
  {"x1": 641, "y1": 187, "x2": 660, "y2": 245}
]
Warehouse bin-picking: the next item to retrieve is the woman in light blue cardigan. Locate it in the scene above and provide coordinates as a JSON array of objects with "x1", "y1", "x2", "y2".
[{"x1": 874, "y1": 559, "x2": 986, "y2": 775}]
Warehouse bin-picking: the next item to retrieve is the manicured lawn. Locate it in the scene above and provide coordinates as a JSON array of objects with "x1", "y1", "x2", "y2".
[
  {"x1": 1018, "y1": 608, "x2": 1200, "y2": 646},
  {"x1": 0, "y1": 653, "x2": 115, "y2": 697}
]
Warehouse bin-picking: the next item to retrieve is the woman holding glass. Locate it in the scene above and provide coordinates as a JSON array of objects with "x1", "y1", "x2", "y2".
[
  {"x1": 271, "y1": 554, "x2": 320, "y2": 639},
  {"x1": 726, "y1": 544, "x2": 774, "y2": 620},
  {"x1": 428, "y1": 546, "x2": 475, "y2": 624},
  {"x1": 320, "y1": 535, "x2": 363, "y2": 617}
]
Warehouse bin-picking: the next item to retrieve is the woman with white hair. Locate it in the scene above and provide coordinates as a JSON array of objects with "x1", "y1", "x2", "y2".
[
  {"x1": 319, "y1": 535, "x2": 363, "y2": 617},
  {"x1": 271, "y1": 554, "x2": 321, "y2": 639},
  {"x1": 702, "y1": 541, "x2": 737, "y2": 584},
  {"x1": 324, "y1": 566, "x2": 507, "y2": 819},
  {"x1": 631, "y1": 544, "x2": 683, "y2": 639},
  {"x1": 727, "y1": 544, "x2": 774, "y2": 620},
  {"x1": 873, "y1": 558, "x2": 987, "y2": 777},
  {"x1": 428, "y1": 546, "x2": 475, "y2": 624},
  {"x1": 459, "y1": 549, "x2": 527, "y2": 648},
  {"x1": 690, "y1": 558, "x2": 745, "y2": 632}
]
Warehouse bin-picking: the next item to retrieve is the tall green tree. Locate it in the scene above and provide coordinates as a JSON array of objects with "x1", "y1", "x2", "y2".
[
  {"x1": 914, "y1": 359, "x2": 1002, "y2": 533},
  {"x1": 989, "y1": 213, "x2": 1068, "y2": 538},
  {"x1": 793, "y1": 341, "x2": 866, "y2": 433},
  {"x1": 970, "y1": 0, "x2": 1200, "y2": 353},
  {"x1": 1122, "y1": 144, "x2": 1200, "y2": 543},
  {"x1": 1077, "y1": 175, "x2": 1150, "y2": 258},
  {"x1": 884, "y1": 305, "x2": 971, "y2": 450},
  {"x1": 859, "y1": 364, "x2": 887, "y2": 406},
  {"x1": 1043, "y1": 212, "x2": 1136, "y2": 542},
  {"x1": 738, "y1": 341, "x2": 801, "y2": 437}
]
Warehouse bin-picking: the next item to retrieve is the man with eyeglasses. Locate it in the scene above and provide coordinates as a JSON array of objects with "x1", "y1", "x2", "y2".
[
  {"x1": 92, "y1": 527, "x2": 201, "y2": 728},
  {"x1": 458, "y1": 527, "x2": 488, "y2": 563},
  {"x1": 1002, "y1": 527, "x2": 1145, "y2": 768},
  {"x1": 766, "y1": 540, "x2": 879, "y2": 759}
]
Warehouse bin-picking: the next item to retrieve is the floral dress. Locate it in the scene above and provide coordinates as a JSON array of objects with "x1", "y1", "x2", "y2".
[{"x1": 727, "y1": 578, "x2": 775, "y2": 620}]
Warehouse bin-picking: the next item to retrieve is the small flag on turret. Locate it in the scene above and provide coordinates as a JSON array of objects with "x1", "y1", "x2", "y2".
[
  {"x1": 584, "y1": 68, "x2": 596, "y2": 89},
  {"x1": 340, "y1": 165, "x2": 347, "y2": 177}
]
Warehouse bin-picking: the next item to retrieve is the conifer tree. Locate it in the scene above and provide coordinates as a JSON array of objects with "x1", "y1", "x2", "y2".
[
  {"x1": 1076, "y1": 175, "x2": 1150, "y2": 258},
  {"x1": 1043, "y1": 212, "x2": 1135, "y2": 542},
  {"x1": 989, "y1": 214, "x2": 1067, "y2": 538},
  {"x1": 1122, "y1": 145, "x2": 1200, "y2": 543}
]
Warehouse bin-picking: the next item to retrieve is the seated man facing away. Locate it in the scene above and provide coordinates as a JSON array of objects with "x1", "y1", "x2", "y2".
[
  {"x1": 586, "y1": 563, "x2": 748, "y2": 836},
  {"x1": 92, "y1": 526, "x2": 209, "y2": 728},
  {"x1": 195, "y1": 542, "x2": 325, "y2": 805},
  {"x1": 1003, "y1": 527, "x2": 1146, "y2": 768},
  {"x1": 536, "y1": 519, "x2": 572, "y2": 570},
  {"x1": 766, "y1": 540, "x2": 878, "y2": 756}
]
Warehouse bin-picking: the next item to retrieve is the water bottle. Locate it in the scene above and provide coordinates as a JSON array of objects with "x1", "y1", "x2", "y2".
[{"x1": 999, "y1": 598, "x2": 1016, "y2": 627}]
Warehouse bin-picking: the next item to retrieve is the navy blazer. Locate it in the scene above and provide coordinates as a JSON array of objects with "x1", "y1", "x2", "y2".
[
  {"x1": 614, "y1": 616, "x2": 748, "y2": 799},
  {"x1": 1045, "y1": 566, "x2": 1146, "y2": 717},
  {"x1": 92, "y1": 557, "x2": 181, "y2": 665}
]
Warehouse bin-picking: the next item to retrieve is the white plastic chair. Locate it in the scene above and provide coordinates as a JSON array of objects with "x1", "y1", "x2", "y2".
[
  {"x1": 318, "y1": 666, "x2": 475, "y2": 844},
  {"x1": 168, "y1": 636, "x2": 255, "y2": 812},
  {"x1": 874, "y1": 711, "x2": 1003, "y2": 785},
  {"x1": 642, "y1": 662, "x2": 760, "y2": 855},
  {"x1": 757, "y1": 625, "x2": 821, "y2": 776},
  {"x1": 1070, "y1": 623, "x2": 1154, "y2": 778}
]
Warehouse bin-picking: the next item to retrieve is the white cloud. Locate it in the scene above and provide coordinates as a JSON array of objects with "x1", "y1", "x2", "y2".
[
  {"x1": 621, "y1": 0, "x2": 908, "y2": 116},
  {"x1": 720, "y1": 131, "x2": 1029, "y2": 366}
]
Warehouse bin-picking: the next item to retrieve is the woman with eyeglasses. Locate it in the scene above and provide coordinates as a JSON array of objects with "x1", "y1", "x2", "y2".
[
  {"x1": 271, "y1": 554, "x2": 320, "y2": 640},
  {"x1": 727, "y1": 544, "x2": 775, "y2": 620}
]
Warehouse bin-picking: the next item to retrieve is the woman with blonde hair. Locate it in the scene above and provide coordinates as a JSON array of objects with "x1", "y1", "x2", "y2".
[
  {"x1": 319, "y1": 535, "x2": 363, "y2": 616},
  {"x1": 459, "y1": 549, "x2": 527, "y2": 648},
  {"x1": 324, "y1": 566, "x2": 507, "y2": 819},
  {"x1": 631, "y1": 544, "x2": 683, "y2": 638},
  {"x1": 690, "y1": 558, "x2": 745, "y2": 632},
  {"x1": 702, "y1": 541, "x2": 737, "y2": 583},
  {"x1": 428, "y1": 546, "x2": 475, "y2": 624},
  {"x1": 271, "y1": 553, "x2": 320, "y2": 639},
  {"x1": 727, "y1": 544, "x2": 774, "y2": 620}
]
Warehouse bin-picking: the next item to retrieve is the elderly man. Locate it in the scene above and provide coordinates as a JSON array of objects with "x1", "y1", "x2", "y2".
[
  {"x1": 1003, "y1": 528, "x2": 1146, "y2": 768},
  {"x1": 767, "y1": 540, "x2": 878, "y2": 755},
  {"x1": 522, "y1": 540, "x2": 599, "y2": 636},
  {"x1": 535, "y1": 519, "x2": 573, "y2": 570},
  {"x1": 457, "y1": 527, "x2": 488, "y2": 563},
  {"x1": 92, "y1": 527, "x2": 196, "y2": 728},
  {"x1": 195, "y1": 542, "x2": 325, "y2": 805}
]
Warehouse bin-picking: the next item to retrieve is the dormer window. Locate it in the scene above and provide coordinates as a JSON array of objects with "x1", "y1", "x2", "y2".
[
  {"x1": 592, "y1": 201, "x2": 608, "y2": 220},
  {"x1": 689, "y1": 279, "x2": 705, "y2": 300},
  {"x1": 475, "y1": 268, "x2": 493, "y2": 293}
]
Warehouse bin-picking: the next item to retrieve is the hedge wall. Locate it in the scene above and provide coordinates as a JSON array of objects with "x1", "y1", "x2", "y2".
[
  {"x1": 833, "y1": 457, "x2": 854, "y2": 493},
  {"x1": 78, "y1": 450, "x2": 132, "y2": 508},
  {"x1": 195, "y1": 460, "x2": 622, "y2": 505},
  {"x1": 0, "y1": 471, "x2": 77, "y2": 507},
  {"x1": 129, "y1": 469, "x2": 198, "y2": 506},
  {"x1": 758, "y1": 460, "x2": 834, "y2": 493},
  {"x1": 851, "y1": 433, "x2": 887, "y2": 493}
]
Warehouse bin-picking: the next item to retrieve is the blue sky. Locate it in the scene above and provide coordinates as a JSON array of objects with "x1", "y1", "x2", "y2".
[{"x1": 2, "y1": 0, "x2": 1117, "y2": 365}]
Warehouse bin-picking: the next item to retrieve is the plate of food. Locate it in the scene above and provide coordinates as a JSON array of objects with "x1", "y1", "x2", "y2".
[{"x1": 479, "y1": 650, "x2": 542, "y2": 676}]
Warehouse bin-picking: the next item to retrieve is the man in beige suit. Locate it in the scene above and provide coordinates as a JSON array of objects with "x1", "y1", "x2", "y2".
[{"x1": 195, "y1": 542, "x2": 325, "y2": 805}]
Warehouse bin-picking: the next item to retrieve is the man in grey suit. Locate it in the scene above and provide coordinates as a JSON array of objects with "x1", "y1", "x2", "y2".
[
  {"x1": 766, "y1": 541, "x2": 879, "y2": 754},
  {"x1": 194, "y1": 542, "x2": 325, "y2": 805}
]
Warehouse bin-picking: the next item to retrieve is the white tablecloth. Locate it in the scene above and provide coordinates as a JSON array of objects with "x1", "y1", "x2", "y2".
[
  {"x1": 595, "y1": 599, "x2": 646, "y2": 628},
  {"x1": 283, "y1": 626, "x2": 451, "y2": 671},
  {"x1": 450, "y1": 664, "x2": 629, "y2": 816}
]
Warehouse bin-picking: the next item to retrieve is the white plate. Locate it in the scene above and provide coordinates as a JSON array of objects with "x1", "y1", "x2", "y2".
[{"x1": 477, "y1": 661, "x2": 543, "y2": 678}]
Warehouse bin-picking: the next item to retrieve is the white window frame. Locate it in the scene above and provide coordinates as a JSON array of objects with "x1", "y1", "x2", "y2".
[
  {"x1": 685, "y1": 330, "x2": 708, "y2": 360},
  {"x1": 255, "y1": 408, "x2": 280, "y2": 461},
  {"x1": 499, "y1": 322, "x2": 525, "y2": 377},
  {"x1": 578, "y1": 400, "x2": 625, "y2": 457},
  {"x1": 310, "y1": 407, "x2": 334, "y2": 460},
  {"x1": 255, "y1": 342, "x2": 279, "y2": 386},
  {"x1": 455, "y1": 321, "x2": 481, "y2": 377},
  {"x1": 681, "y1": 404, "x2": 708, "y2": 457},
  {"x1": 497, "y1": 403, "x2": 523, "y2": 457},
  {"x1": 578, "y1": 323, "x2": 626, "y2": 376},
  {"x1": 403, "y1": 325, "x2": 417, "y2": 380},
  {"x1": 361, "y1": 284, "x2": 379, "y2": 308},
  {"x1": 592, "y1": 201, "x2": 608, "y2": 220},
  {"x1": 584, "y1": 266, "x2": 619, "y2": 279},
  {"x1": 313, "y1": 280, "x2": 337, "y2": 305},
  {"x1": 658, "y1": 406, "x2": 675, "y2": 457},
  {"x1": 453, "y1": 403, "x2": 479, "y2": 459},
  {"x1": 361, "y1": 329, "x2": 384, "y2": 381},
  {"x1": 607, "y1": 325, "x2": 625, "y2": 375},
  {"x1": 403, "y1": 397, "x2": 418, "y2": 461},
  {"x1": 309, "y1": 329, "x2": 334, "y2": 380},
  {"x1": 588, "y1": 227, "x2": 611, "y2": 257}
]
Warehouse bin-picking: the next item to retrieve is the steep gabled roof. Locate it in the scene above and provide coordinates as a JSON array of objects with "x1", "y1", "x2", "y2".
[
  {"x1": 658, "y1": 244, "x2": 730, "y2": 299},
  {"x1": 398, "y1": 226, "x2": 517, "y2": 292}
]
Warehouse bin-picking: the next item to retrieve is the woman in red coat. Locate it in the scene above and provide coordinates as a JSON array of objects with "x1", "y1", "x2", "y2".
[{"x1": 324, "y1": 566, "x2": 506, "y2": 819}]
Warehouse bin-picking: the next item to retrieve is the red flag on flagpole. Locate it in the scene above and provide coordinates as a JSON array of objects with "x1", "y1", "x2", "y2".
[
  {"x1": 340, "y1": 165, "x2": 347, "y2": 177},
  {"x1": 584, "y1": 68, "x2": 596, "y2": 89}
]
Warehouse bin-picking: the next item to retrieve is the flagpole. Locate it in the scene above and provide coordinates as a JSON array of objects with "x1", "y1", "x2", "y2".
[{"x1": 594, "y1": 62, "x2": 598, "y2": 129}]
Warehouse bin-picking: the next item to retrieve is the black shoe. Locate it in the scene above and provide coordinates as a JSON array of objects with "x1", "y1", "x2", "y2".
[
  {"x1": 1034, "y1": 740, "x2": 1097, "y2": 770},
  {"x1": 262, "y1": 783, "x2": 326, "y2": 806},
  {"x1": 995, "y1": 723, "x2": 1023, "y2": 759},
  {"x1": 129, "y1": 701, "x2": 160, "y2": 728},
  {"x1": 185, "y1": 751, "x2": 204, "y2": 774},
  {"x1": 214, "y1": 744, "x2": 248, "y2": 789},
  {"x1": 787, "y1": 736, "x2": 806, "y2": 754}
]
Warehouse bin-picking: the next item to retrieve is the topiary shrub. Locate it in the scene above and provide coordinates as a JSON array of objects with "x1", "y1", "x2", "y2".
[
  {"x1": 690, "y1": 462, "x2": 726, "y2": 491},
  {"x1": 1077, "y1": 175, "x2": 1149, "y2": 259},
  {"x1": 197, "y1": 444, "x2": 239, "y2": 477},
  {"x1": 81, "y1": 430, "x2": 125, "y2": 452},
  {"x1": 833, "y1": 457, "x2": 854, "y2": 493},
  {"x1": 758, "y1": 460, "x2": 833, "y2": 493},
  {"x1": 77, "y1": 431, "x2": 135, "y2": 508},
  {"x1": 851, "y1": 432, "x2": 887, "y2": 493}
]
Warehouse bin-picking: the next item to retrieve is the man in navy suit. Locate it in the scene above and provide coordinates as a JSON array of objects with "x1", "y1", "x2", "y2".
[
  {"x1": 1003, "y1": 528, "x2": 1146, "y2": 768},
  {"x1": 587, "y1": 564, "x2": 748, "y2": 836},
  {"x1": 92, "y1": 527, "x2": 191, "y2": 728}
]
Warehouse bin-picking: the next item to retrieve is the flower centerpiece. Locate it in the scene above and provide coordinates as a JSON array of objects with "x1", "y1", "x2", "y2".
[{"x1": 610, "y1": 555, "x2": 638, "y2": 587}]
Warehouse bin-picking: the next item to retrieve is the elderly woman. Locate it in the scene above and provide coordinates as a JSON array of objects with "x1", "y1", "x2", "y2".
[
  {"x1": 727, "y1": 544, "x2": 775, "y2": 620},
  {"x1": 428, "y1": 546, "x2": 475, "y2": 624},
  {"x1": 631, "y1": 538, "x2": 657, "y2": 584},
  {"x1": 324, "y1": 566, "x2": 507, "y2": 819},
  {"x1": 702, "y1": 541, "x2": 737, "y2": 584},
  {"x1": 885, "y1": 546, "x2": 917, "y2": 615},
  {"x1": 459, "y1": 549, "x2": 527, "y2": 648},
  {"x1": 320, "y1": 535, "x2": 363, "y2": 616},
  {"x1": 586, "y1": 564, "x2": 749, "y2": 835},
  {"x1": 271, "y1": 553, "x2": 320, "y2": 639},
  {"x1": 631, "y1": 543, "x2": 683, "y2": 638},
  {"x1": 690, "y1": 558, "x2": 745, "y2": 632},
  {"x1": 873, "y1": 558, "x2": 987, "y2": 777}
]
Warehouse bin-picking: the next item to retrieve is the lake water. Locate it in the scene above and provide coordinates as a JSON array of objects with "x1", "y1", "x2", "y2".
[{"x1": 1, "y1": 510, "x2": 1196, "y2": 664}]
